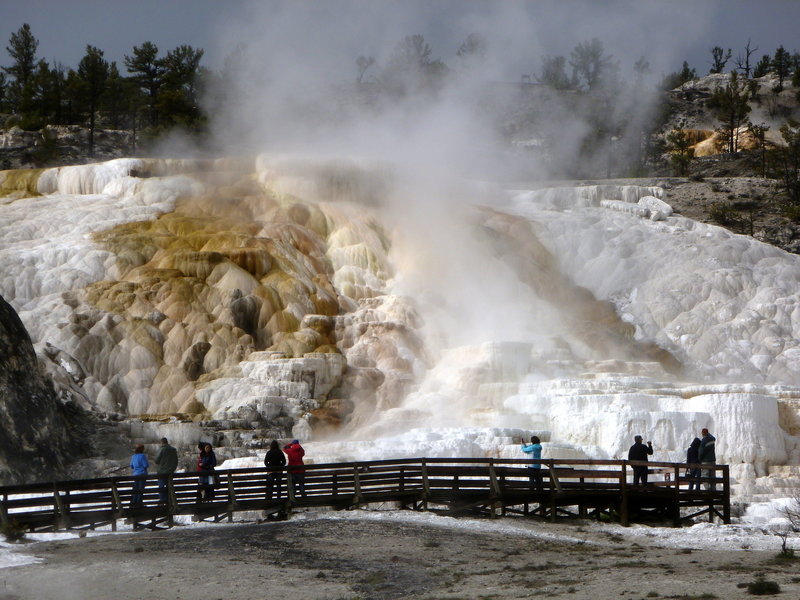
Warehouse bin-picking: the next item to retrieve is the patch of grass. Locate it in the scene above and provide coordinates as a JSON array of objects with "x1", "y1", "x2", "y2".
[
  {"x1": 646, "y1": 593, "x2": 660, "y2": 598},
  {"x1": 361, "y1": 572, "x2": 386, "y2": 585},
  {"x1": 746, "y1": 578, "x2": 780, "y2": 595},
  {"x1": 676, "y1": 548, "x2": 693, "y2": 554},
  {"x1": 423, "y1": 539, "x2": 441, "y2": 548}
]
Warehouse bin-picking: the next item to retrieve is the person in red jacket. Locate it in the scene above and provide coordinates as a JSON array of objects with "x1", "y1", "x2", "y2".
[{"x1": 283, "y1": 439, "x2": 306, "y2": 498}]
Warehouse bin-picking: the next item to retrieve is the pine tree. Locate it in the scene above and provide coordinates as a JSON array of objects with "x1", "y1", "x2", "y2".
[
  {"x1": 709, "y1": 46, "x2": 732, "y2": 74},
  {"x1": 124, "y1": 42, "x2": 164, "y2": 127},
  {"x1": 709, "y1": 71, "x2": 751, "y2": 153},
  {"x1": 666, "y1": 125, "x2": 695, "y2": 175},
  {"x1": 753, "y1": 54, "x2": 771, "y2": 78},
  {"x1": 3, "y1": 23, "x2": 39, "y2": 121},
  {"x1": 569, "y1": 38, "x2": 615, "y2": 90},
  {"x1": 772, "y1": 46, "x2": 792, "y2": 92},
  {"x1": 77, "y1": 45, "x2": 109, "y2": 156}
]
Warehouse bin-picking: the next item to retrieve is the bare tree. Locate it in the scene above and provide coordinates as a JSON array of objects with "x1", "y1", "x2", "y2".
[
  {"x1": 356, "y1": 55, "x2": 375, "y2": 83},
  {"x1": 734, "y1": 38, "x2": 759, "y2": 78}
]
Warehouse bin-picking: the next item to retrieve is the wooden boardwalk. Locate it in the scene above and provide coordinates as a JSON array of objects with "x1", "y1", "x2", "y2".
[{"x1": 0, "y1": 458, "x2": 730, "y2": 533}]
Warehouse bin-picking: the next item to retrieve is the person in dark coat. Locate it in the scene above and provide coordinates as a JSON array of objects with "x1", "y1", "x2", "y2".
[
  {"x1": 197, "y1": 443, "x2": 217, "y2": 501},
  {"x1": 699, "y1": 428, "x2": 717, "y2": 490},
  {"x1": 264, "y1": 439, "x2": 286, "y2": 499},
  {"x1": 283, "y1": 439, "x2": 306, "y2": 497},
  {"x1": 154, "y1": 437, "x2": 178, "y2": 504},
  {"x1": 686, "y1": 437, "x2": 702, "y2": 491},
  {"x1": 627, "y1": 435, "x2": 653, "y2": 485}
]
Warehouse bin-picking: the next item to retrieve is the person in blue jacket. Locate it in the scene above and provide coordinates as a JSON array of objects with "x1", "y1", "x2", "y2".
[
  {"x1": 520, "y1": 435, "x2": 543, "y2": 490},
  {"x1": 129, "y1": 444, "x2": 149, "y2": 508}
]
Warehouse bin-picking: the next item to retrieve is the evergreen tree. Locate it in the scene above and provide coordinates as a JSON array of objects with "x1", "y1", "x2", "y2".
[
  {"x1": 456, "y1": 32, "x2": 486, "y2": 71},
  {"x1": 709, "y1": 71, "x2": 751, "y2": 153},
  {"x1": 380, "y1": 34, "x2": 448, "y2": 97},
  {"x1": 709, "y1": 46, "x2": 732, "y2": 74},
  {"x1": 102, "y1": 62, "x2": 127, "y2": 129},
  {"x1": 3, "y1": 23, "x2": 39, "y2": 121},
  {"x1": 666, "y1": 126, "x2": 694, "y2": 176},
  {"x1": 753, "y1": 54, "x2": 771, "y2": 78},
  {"x1": 769, "y1": 119, "x2": 800, "y2": 210},
  {"x1": 772, "y1": 46, "x2": 791, "y2": 92},
  {"x1": 77, "y1": 45, "x2": 109, "y2": 156},
  {"x1": 539, "y1": 55, "x2": 570, "y2": 89},
  {"x1": 569, "y1": 38, "x2": 615, "y2": 90},
  {"x1": 661, "y1": 61, "x2": 696, "y2": 90},
  {"x1": 124, "y1": 41, "x2": 164, "y2": 127},
  {"x1": 157, "y1": 45, "x2": 204, "y2": 129}
]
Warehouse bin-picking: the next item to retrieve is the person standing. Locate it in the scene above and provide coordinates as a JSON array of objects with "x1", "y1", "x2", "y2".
[
  {"x1": 154, "y1": 437, "x2": 178, "y2": 505},
  {"x1": 283, "y1": 439, "x2": 306, "y2": 498},
  {"x1": 197, "y1": 443, "x2": 217, "y2": 501},
  {"x1": 520, "y1": 436, "x2": 544, "y2": 490},
  {"x1": 129, "y1": 444, "x2": 149, "y2": 508},
  {"x1": 699, "y1": 428, "x2": 717, "y2": 491},
  {"x1": 686, "y1": 437, "x2": 702, "y2": 491},
  {"x1": 264, "y1": 439, "x2": 287, "y2": 499},
  {"x1": 627, "y1": 435, "x2": 653, "y2": 485}
]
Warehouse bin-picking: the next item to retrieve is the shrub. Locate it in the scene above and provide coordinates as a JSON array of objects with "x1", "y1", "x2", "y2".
[
  {"x1": 747, "y1": 578, "x2": 780, "y2": 595},
  {"x1": 0, "y1": 519, "x2": 26, "y2": 542}
]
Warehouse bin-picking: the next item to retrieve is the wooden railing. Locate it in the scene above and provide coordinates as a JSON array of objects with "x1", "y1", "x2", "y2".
[{"x1": 0, "y1": 458, "x2": 730, "y2": 533}]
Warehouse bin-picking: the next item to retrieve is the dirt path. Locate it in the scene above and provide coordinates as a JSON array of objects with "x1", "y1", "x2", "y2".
[{"x1": 1, "y1": 513, "x2": 798, "y2": 600}]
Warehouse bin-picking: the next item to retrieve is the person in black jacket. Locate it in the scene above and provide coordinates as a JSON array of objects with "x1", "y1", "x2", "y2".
[
  {"x1": 686, "y1": 437, "x2": 702, "y2": 491},
  {"x1": 264, "y1": 439, "x2": 287, "y2": 499},
  {"x1": 627, "y1": 435, "x2": 653, "y2": 485},
  {"x1": 699, "y1": 428, "x2": 717, "y2": 490}
]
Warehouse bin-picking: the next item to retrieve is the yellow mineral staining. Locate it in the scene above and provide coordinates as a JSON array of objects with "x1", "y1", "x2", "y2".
[
  {"x1": 84, "y1": 170, "x2": 397, "y2": 415},
  {"x1": 0, "y1": 167, "x2": 44, "y2": 198}
]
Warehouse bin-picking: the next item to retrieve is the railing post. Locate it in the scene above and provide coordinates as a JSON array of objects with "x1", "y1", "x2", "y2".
[
  {"x1": 722, "y1": 465, "x2": 731, "y2": 524},
  {"x1": 286, "y1": 472, "x2": 295, "y2": 506},
  {"x1": 52, "y1": 483, "x2": 69, "y2": 531},
  {"x1": 672, "y1": 465, "x2": 681, "y2": 527},
  {"x1": 0, "y1": 493, "x2": 9, "y2": 530},
  {"x1": 168, "y1": 476, "x2": 178, "y2": 514},
  {"x1": 420, "y1": 459, "x2": 429, "y2": 511},
  {"x1": 488, "y1": 459, "x2": 502, "y2": 518},
  {"x1": 226, "y1": 471, "x2": 237, "y2": 522},
  {"x1": 620, "y1": 463, "x2": 629, "y2": 526},
  {"x1": 353, "y1": 464, "x2": 363, "y2": 507}
]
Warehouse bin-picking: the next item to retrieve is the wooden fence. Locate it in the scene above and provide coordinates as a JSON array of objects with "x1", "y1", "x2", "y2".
[{"x1": 0, "y1": 458, "x2": 730, "y2": 533}]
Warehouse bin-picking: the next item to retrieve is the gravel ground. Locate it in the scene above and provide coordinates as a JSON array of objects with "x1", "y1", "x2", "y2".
[{"x1": 1, "y1": 512, "x2": 799, "y2": 600}]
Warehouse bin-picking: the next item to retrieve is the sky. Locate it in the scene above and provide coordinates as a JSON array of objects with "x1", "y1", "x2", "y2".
[{"x1": 2, "y1": 0, "x2": 800, "y2": 82}]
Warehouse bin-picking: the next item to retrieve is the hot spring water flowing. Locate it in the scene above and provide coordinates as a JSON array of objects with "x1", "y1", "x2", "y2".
[{"x1": 2, "y1": 156, "x2": 800, "y2": 502}]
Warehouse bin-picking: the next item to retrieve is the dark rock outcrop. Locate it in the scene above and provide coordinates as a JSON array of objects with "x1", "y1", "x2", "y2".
[{"x1": 0, "y1": 294, "x2": 89, "y2": 485}]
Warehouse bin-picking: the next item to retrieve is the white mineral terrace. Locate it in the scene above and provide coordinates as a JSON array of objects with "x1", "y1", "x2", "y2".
[{"x1": 2, "y1": 157, "x2": 800, "y2": 503}]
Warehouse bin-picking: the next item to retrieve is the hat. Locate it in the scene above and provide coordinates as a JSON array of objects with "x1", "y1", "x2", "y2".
[
  {"x1": 291, "y1": 439, "x2": 300, "y2": 444},
  {"x1": 634, "y1": 435, "x2": 642, "y2": 441}
]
